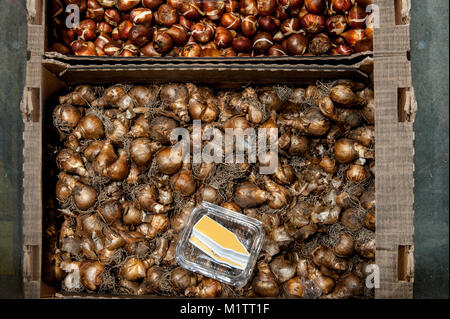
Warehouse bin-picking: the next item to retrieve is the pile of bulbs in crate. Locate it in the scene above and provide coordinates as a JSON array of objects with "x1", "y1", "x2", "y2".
[
  {"x1": 42, "y1": 79, "x2": 376, "y2": 298},
  {"x1": 49, "y1": 0, "x2": 374, "y2": 57}
]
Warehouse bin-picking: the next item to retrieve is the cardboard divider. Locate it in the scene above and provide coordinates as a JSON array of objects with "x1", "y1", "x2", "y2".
[
  {"x1": 45, "y1": 51, "x2": 373, "y2": 66},
  {"x1": 51, "y1": 63, "x2": 371, "y2": 86}
]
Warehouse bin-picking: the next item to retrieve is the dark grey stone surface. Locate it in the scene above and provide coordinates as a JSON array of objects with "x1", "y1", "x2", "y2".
[
  {"x1": 0, "y1": 0, "x2": 27, "y2": 299},
  {"x1": 0, "y1": 0, "x2": 447, "y2": 299},
  {"x1": 410, "y1": 0, "x2": 449, "y2": 299}
]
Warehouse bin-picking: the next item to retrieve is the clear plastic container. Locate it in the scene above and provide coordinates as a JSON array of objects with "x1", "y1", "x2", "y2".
[{"x1": 175, "y1": 201, "x2": 265, "y2": 287}]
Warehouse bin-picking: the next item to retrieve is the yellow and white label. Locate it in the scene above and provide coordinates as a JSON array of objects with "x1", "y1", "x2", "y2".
[
  {"x1": 190, "y1": 236, "x2": 247, "y2": 270},
  {"x1": 189, "y1": 216, "x2": 250, "y2": 270}
]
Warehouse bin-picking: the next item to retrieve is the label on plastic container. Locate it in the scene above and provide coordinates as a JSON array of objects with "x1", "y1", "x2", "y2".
[{"x1": 189, "y1": 216, "x2": 250, "y2": 270}]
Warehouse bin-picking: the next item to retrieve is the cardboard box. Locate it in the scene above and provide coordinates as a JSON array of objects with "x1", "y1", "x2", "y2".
[
  {"x1": 21, "y1": 0, "x2": 416, "y2": 298},
  {"x1": 37, "y1": 0, "x2": 372, "y2": 64}
]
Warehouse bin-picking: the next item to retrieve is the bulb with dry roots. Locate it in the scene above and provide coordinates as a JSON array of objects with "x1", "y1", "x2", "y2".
[
  {"x1": 185, "y1": 278, "x2": 223, "y2": 297},
  {"x1": 59, "y1": 220, "x2": 81, "y2": 256},
  {"x1": 308, "y1": 267, "x2": 336, "y2": 296},
  {"x1": 120, "y1": 257, "x2": 147, "y2": 281},
  {"x1": 330, "y1": 84, "x2": 365, "y2": 107},
  {"x1": 278, "y1": 108, "x2": 331, "y2": 136},
  {"x1": 234, "y1": 181, "x2": 273, "y2": 208},
  {"x1": 258, "y1": 87, "x2": 284, "y2": 112},
  {"x1": 170, "y1": 198, "x2": 196, "y2": 233},
  {"x1": 283, "y1": 277, "x2": 306, "y2": 298},
  {"x1": 170, "y1": 163, "x2": 197, "y2": 196},
  {"x1": 80, "y1": 261, "x2": 105, "y2": 291},
  {"x1": 193, "y1": 161, "x2": 216, "y2": 181},
  {"x1": 136, "y1": 214, "x2": 169, "y2": 239},
  {"x1": 358, "y1": 88, "x2": 375, "y2": 124},
  {"x1": 170, "y1": 267, "x2": 198, "y2": 293},
  {"x1": 334, "y1": 233, "x2": 355, "y2": 257},
  {"x1": 148, "y1": 116, "x2": 179, "y2": 144},
  {"x1": 221, "y1": 201, "x2": 242, "y2": 212},
  {"x1": 345, "y1": 163, "x2": 368, "y2": 183},
  {"x1": 135, "y1": 184, "x2": 172, "y2": 214},
  {"x1": 56, "y1": 173, "x2": 98, "y2": 211},
  {"x1": 288, "y1": 134, "x2": 309, "y2": 155},
  {"x1": 158, "y1": 186, "x2": 174, "y2": 205},
  {"x1": 91, "y1": 141, "x2": 129, "y2": 180},
  {"x1": 138, "y1": 265, "x2": 166, "y2": 294},
  {"x1": 122, "y1": 238, "x2": 148, "y2": 258},
  {"x1": 247, "y1": 102, "x2": 265, "y2": 124},
  {"x1": 360, "y1": 186, "x2": 375, "y2": 213},
  {"x1": 312, "y1": 245, "x2": 348, "y2": 271},
  {"x1": 347, "y1": 125, "x2": 374, "y2": 147},
  {"x1": 56, "y1": 149, "x2": 88, "y2": 176},
  {"x1": 155, "y1": 144, "x2": 185, "y2": 175},
  {"x1": 59, "y1": 85, "x2": 97, "y2": 106},
  {"x1": 252, "y1": 262, "x2": 280, "y2": 297},
  {"x1": 160, "y1": 83, "x2": 190, "y2": 123},
  {"x1": 117, "y1": 230, "x2": 146, "y2": 249},
  {"x1": 318, "y1": 95, "x2": 363, "y2": 128},
  {"x1": 305, "y1": 85, "x2": 321, "y2": 103},
  {"x1": 319, "y1": 155, "x2": 337, "y2": 174},
  {"x1": 118, "y1": 279, "x2": 141, "y2": 295},
  {"x1": 103, "y1": 226, "x2": 125, "y2": 250},
  {"x1": 162, "y1": 240, "x2": 177, "y2": 266},
  {"x1": 128, "y1": 85, "x2": 160, "y2": 108},
  {"x1": 269, "y1": 255, "x2": 297, "y2": 283},
  {"x1": 53, "y1": 105, "x2": 83, "y2": 133},
  {"x1": 332, "y1": 190, "x2": 353, "y2": 210},
  {"x1": 187, "y1": 83, "x2": 220, "y2": 123},
  {"x1": 296, "y1": 258, "x2": 335, "y2": 296},
  {"x1": 270, "y1": 224, "x2": 294, "y2": 249},
  {"x1": 130, "y1": 115, "x2": 151, "y2": 138},
  {"x1": 130, "y1": 138, "x2": 161, "y2": 167},
  {"x1": 76, "y1": 213, "x2": 104, "y2": 240},
  {"x1": 72, "y1": 114, "x2": 105, "y2": 140},
  {"x1": 272, "y1": 160, "x2": 296, "y2": 185},
  {"x1": 97, "y1": 199, "x2": 123, "y2": 224},
  {"x1": 310, "y1": 205, "x2": 341, "y2": 224},
  {"x1": 356, "y1": 238, "x2": 376, "y2": 259},
  {"x1": 323, "y1": 273, "x2": 364, "y2": 299},
  {"x1": 61, "y1": 261, "x2": 83, "y2": 291},
  {"x1": 148, "y1": 237, "x2": 169, "y2": 266},
  {"x1": 286, "y1": 201, "x2": 313, "y2": 229},
  {"x1": 125, "y1": 164, "x2": 141, "y2": 185},
  {"x1": 92, "y1": 85, "x2": 127, "y2": 108},
  {"x1": 364, "y1": 211, "x2": 375, "y2": 231},
  {"x1": 106, "y1": 117, "x2": 130, "y2": 144},
  {"x1": 92, "y1": 140, "x2": 116, "y2": 173},
  {"x1": 196, "y1": 184, "x2": 221, "y2": 204},
  {"x1": 334, "y1": 138, "x2": 374, "y2": 164},
  {"x1": 340, "y1": 208, "x2": 363, "y2": 232},
  {"x1": 263, "y1": 176, "x2": 292, "y2": 209}
]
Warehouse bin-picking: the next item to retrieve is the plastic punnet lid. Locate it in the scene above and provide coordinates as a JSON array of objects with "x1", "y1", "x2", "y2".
[{"x1": 175, "y1": 201, "x2": 265, "y2": 287}]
